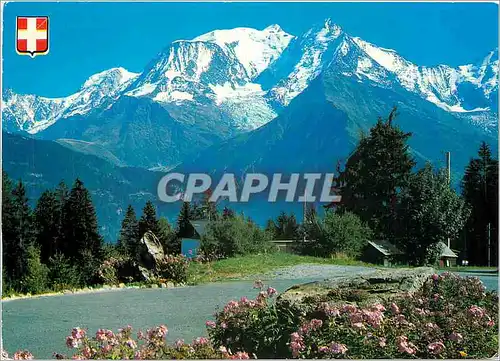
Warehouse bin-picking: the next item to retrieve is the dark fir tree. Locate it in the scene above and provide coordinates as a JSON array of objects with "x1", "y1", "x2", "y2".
[
  {"x1": 337, "y1": 107, "x2": 415, "y2": 238},
  {"x1": 117, "y1": 205, "x2": 139, "y2": 256},
  {"x1": 54, "y1": 181, "x2": 69, "y2": 243},
  {"x1": 138, "y1": 201, "x2": 161, "y2": 238},
  {"x1": 158, "y1": 217, "x2": 179, "y2": 254},
  {"x1": 34, "y1": 190, "x2": 61, "y2": 263},
  {"x1": 393, "y1": 164, "x2": 470, "y2": 266},
  {"x1": 62, "y1": 179, "x2": 104, "y2": 272},
  {"x1": 177, "y1": 201, "x2": 195, "y2": 238},
  {"x1": 2, "y1": 172, "x2": 20, "y2": 287},
  {"x1": 462, "y1": 142, "x2": 499, "y2": 266}
]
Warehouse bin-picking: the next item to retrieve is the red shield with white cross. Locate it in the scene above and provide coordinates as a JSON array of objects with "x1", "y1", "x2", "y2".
[{"x1": 16, "y1": 16, "x2": 49, "y2": 57}]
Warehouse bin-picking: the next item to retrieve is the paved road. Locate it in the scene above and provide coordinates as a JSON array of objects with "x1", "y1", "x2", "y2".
[{"x1": 2, "y1": 265, "x2": 497, "y2": 359}]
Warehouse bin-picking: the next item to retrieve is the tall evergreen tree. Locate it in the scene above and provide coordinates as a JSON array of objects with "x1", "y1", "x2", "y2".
[
  {"x1": 337, "y1": 107, "x2": 415, "y2": 238},
  {"x1": 177, "y1": 201, "x2": 194, "y2": 238},
  {"x1": 138, "y1": 201, "x2": 161, "y2": 238},
  {"x1": 62, "y1": 178, "x2": 104, "y2": 264},
  {"x1": 34, "y1": 190, "x2": 61, "y2": 263},
  {"x1": 117, "y1": 205, "x2": 139, "y2": 256},
  {"x1": 54, "y1": 180, "x2": 69, "y2": 243},
  {"x1": 462, "y1": 142, "x2": 499, "y2": 265},
  {"x1": 2, "y1": 178, "x2": 35, "y2": 289}
]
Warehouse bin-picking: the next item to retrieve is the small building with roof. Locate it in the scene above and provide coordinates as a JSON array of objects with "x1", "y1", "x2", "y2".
[{"x1": 362, "y1": 240, "x2": 458, "y2": 267}]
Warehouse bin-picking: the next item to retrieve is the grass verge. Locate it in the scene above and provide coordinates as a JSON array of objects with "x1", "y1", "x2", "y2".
[{"x1": 187, "y1": 252, "x2": 373, "y2": 284}]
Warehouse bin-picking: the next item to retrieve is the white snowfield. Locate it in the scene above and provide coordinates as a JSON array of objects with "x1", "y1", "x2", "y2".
[{"x1": 3, "y1": 19, "x2": 498, "y2": 134}]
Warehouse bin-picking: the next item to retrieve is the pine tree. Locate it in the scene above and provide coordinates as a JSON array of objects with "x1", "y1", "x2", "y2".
[
  {"x1": 54, "y1": 181, "x2": 69, "y2": 246},
  {"x1": 62, "y1": 178, "x2": 104, "y2": 269},
  {"x1": 2, "y1": 172, "x2": 19, "y2": 287},
  {"x1": 337, "y1": 107, "x2": 415, "y2": 239},
  {"x1": 158, "y1": 217, "x2": 179, "y2": 254},
  {"x1": 462, "y1": 142, "x2": 499, "y2": 265},
  {"x1": 177, "y1": 201, "x2": 194, "y2": 238},
  {"x1": 117, "y1": 205, "x2": 139, "y2": 256},
  {"x1": 34, "y1": 190, "x2": 60, "y2": 263},
  {"x1": 138, "y1": 201, "x2": 161, "y2": 238}
]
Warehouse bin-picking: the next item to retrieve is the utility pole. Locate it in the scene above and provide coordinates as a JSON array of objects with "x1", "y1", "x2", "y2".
[{"x1": 446, "y1": 152, "x2": 451, "y2": 252}]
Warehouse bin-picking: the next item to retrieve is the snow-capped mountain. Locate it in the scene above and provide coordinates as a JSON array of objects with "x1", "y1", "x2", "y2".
[
  {"x1": 3, "y1": 67, "x2": 139, "y2": 133},
  {"x1": 2, "y1": 19, "x2": 498, "y2": 162}
]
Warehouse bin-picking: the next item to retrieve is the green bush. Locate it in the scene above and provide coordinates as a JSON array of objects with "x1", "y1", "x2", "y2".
[
  {"x1": 48, "y1": 253, "x2": 80, "y2": 291},
  {"x1": 201, "y1": 215, "x2": 275, "y2": 258},
  {"x1": 298, "y1": 211, "x2": 372, "y2": 258},
  {"x1": 20, "y1": 245, "x2": 49, "y2": 295},
  {"x1": 207, "y1": 273, "x2": 498, "y2": 359}
]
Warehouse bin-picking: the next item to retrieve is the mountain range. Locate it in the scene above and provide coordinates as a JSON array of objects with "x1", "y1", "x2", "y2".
[{"x1": 2, "y1": 18, "x2": 498, "y2": 238}]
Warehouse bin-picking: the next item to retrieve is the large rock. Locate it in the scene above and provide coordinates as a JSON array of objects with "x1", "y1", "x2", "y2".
[
  {"x1": 137, "y1": 231, "x2": 165, "y2": 270},
  {"x1": 278, "y1": 267, "x2": 435, "y2": 307}
]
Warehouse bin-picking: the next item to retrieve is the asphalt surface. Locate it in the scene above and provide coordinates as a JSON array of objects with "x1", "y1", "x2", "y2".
[{"x1": 2, "y1": 265, "x2": 497, "y2": 359}]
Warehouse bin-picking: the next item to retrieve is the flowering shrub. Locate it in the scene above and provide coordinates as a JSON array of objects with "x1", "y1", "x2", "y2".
[
  {"x1": 208, "y1": 274, "x2": 498, "y2": 359},
  {"x1": 207, "y1": 281, "x2": 301, "y2": 358},
  {"x1": 53, "y1": 325, "x2": 250, "y2": 360},
  {"x1": 156, "y1": 254, "x2": 189, "y2": 284},
  {"x1": 97, "y1": 258, "x2": 121, "y2": 285}
]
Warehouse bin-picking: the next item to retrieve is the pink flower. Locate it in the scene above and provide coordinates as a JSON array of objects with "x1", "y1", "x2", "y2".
[
  {"x1": 379, "y1": 337, "x2": 387, "y2": 347},
  {"x1": 319, "y1": 346, "x2": 329, "y2": 353},
  {"x1": 329, "y1": 342, "x2": 348, "y2": 355},
  {"x1": 174, "y1": 339, "x2": 185, "y2": 350},
  {"x1": 468, "y1": 305, "x2": 485, "y2": 319},
  {"x1": 218, "y1": 346, "x2": 228, "y2": 354},
  {"x1": 13, "y1": 351, "x2": 34, "y2": 360},
  {"x1": 352, "y1": 322, "x2": 365, "y2": 330},
  {"x1": 390, "y1": 303, "x2": 400, "y2": 315},
  {"x1": 66, "y1": 336, "x2": 80, "y2": 349},
  {"x1": 267, "y1": 287, "x2": 277, "y2": 297},
  {"x1": 290, "y1": 341, "x2": 304, "y2": 357},
  {"x1": 341, "y1": 304, "x2": 357, "y2": 314},
  {"x1": 230, "y1": 352, "x2": 250, "y2": 359},
  {"x1": 71, "y1": 327, "x2": 86, "y2": 340},
  {"x1": 415, "y1": 307, "x2": 426, "y2": 316},
  {"x1": 206, "y1": 320, "x2": 216, "y2": 328},
  {"x1": 290, "y1": 332, "x2": 302, "y2": 342},
  {"x1": 449, "y1": 332, "x2": 463, "y2": 343},
  {"x1": 396, "y1": 336, "x2": 416, "y2": 355},
  {"x1": 371, "y1": 303, "x2": 386, "y2": 312},
  {"x1": 428, "y1": 342, "x2": 445, "y2": 355},
  {"x1": 431, "y1": 274, "x2": 439, "y2": 281},
  {"x1": 221, "y1": 322, "x2": 228, "y2": 329},
  {"x1": 82, "y1": 346, "x2": 93, "y2": 358},
  {"x1": 126, "y1": 339, "x2": 137, "y2": 349},
  {"x1": 193, "y1": 337, "x2": 209, "y2": 346},
  {"x1": 487, "y1": 320, "x2": 495, "y2": 327}
]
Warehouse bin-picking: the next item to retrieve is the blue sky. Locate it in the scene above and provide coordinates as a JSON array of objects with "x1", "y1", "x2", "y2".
[{"x1": 3, "y1": 2, "x2": 498, "y2": 97}]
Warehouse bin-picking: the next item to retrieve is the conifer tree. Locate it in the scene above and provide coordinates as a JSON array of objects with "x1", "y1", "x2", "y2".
[
  {"x1": 337, "y1": 107, "x2": 415, "y2": 239},
  {"x1": 138, "y1": 201, "x2": 161, "y2": 238},
  {"x1": 2, "y1": 172, "x2": 19, "y2": 287},
  {"x1": 462, "y1": 142, "x2": 499, "y2": 265},
  {"x1": 117, "y1": 205, "x2": 139, "y2": 256},
  {"x1": 34, "y1": 190, "x2": 60, "y2": 263},
  {"x1": 177, "y1": 201, "x2": 194, "y2": 238},
  {"x1": 62, "y1": 178, "x2": 104, "y2": 265}
]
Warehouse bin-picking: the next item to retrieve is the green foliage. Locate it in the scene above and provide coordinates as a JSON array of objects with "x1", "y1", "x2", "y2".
[
  {"x1": 48, "y1": 253, "x2": 80, "y2": 291},
  {"x1": 298, "y1": 211, "x2": 372, "y2": 258},
  {"x1": 268, "y1": 212, "x2": 300, "y2": 240},
  {"x1": 20, "y1": 245, "x2": 49, "y2": 295},
  {"x1": 461, "y1": 142, "x2": 498, "y2": 266},
  {"x1": 393, "y1": 163, "x2": 470, "y2": 266},
  {"x1": 117, "y1": 205, "x2": 139, "y2": 257},
  {"x1": 208, "y1": 274, "x2": 498, "y2": 359},
  {"x1": 34, "y1": 189, "x2": 62, "y2": 264},
  {"x1": 138, "y1": 201, "x2": 161, "y2": 238},
  {"x1": 201, "y1": 215, "x2": 275, "y2": 258},
  {"x1": 62, "y1": 178, "x2": 104, "y2": 263},
  {"x1": 2, "y1": 175, "x2": 34, "y2": 288},
  {"x1": 337, "y1": 107, "x2": 416, "y2": 239},
  {"x1": 156, "y1": 255, "x2": 189, "y2": 284},
  {"x1": 177, "y1": 201, "x2": 195, "y2": 238},
  {"x1": 158, "y1": 217, "x2": 179, "y2": 254}
]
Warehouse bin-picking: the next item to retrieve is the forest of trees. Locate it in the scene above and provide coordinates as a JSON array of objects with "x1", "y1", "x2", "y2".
[{"x1": 2, "y1": 108, "x2": 498, "y2": 295}]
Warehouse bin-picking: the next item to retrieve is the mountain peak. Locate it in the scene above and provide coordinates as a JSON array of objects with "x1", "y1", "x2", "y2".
[{"x1": 82, "y1": 67, "x2": 140, "y2": 89}]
